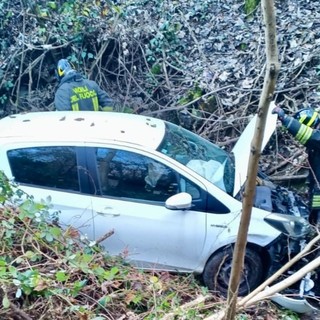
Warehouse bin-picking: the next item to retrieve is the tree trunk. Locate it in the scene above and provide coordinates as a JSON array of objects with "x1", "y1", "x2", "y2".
[{"x1": 223, "y1": 1, "x2": 280, "y2": 319}]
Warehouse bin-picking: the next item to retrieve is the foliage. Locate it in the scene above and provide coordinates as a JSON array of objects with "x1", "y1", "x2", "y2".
[
  {"x1": 0, "y1": 0, "x2": 119, "y2": 112},
  {"x1": 245, "y1": 0, "x2": 260, "y2": 16},
  {"x1": 0, "y1": 0, "x2": 319, "y2": 142}
]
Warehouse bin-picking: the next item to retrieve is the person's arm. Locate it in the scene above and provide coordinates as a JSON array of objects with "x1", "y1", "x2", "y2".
[
  {"x1": 54, "y1": 86, "x2": 72, "y2": 111},
  {"x1": 282, "y1": 117, "x2": 320, "y2": 149},
  {"x1": 272, "y1": 106, "x2": 320, "y2": 149},
  {"x1": 92, "y1": 82, "x2": 114, "y2": 111}
]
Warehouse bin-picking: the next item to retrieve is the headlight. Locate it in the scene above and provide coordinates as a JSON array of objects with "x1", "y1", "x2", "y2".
[{"x1": 264, "y1": 213, "x2": 311, "y2": 239}]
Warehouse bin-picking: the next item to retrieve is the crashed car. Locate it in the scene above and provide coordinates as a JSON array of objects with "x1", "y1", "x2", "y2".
[{"x1": 0, "y1": 108, "x2": 318, "y2": 313}]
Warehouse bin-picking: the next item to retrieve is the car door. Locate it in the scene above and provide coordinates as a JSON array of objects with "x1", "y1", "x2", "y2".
[
  {"x1": 85, "y1": 145, "x2": 208, "y2": 272},
  {"x1": 2, "y1": 142, "x2": 210, "y2": 272},
  {"x1": 3, "y1": 144, "x2": 99, "y2": 235}
]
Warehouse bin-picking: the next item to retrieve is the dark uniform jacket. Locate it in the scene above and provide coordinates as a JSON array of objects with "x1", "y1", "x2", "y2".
[
  {"x1": 54, "y1": 71, "x2": 113, "y2": 111},
  {"x1": 283, "y1": 116, "x2": 320, "y2": 212}
]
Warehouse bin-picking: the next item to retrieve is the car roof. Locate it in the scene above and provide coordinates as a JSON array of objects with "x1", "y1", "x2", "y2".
[{"x1": 0, "y1": 111, "x2": 166, "y2": 149}]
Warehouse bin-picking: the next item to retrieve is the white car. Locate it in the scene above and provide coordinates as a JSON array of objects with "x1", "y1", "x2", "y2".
[{"x1": 0, "y1": 109, "x2": 317, "y2": 311}]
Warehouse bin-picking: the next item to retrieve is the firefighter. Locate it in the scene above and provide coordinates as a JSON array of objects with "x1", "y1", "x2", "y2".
[
  {"x1": 272, "y1": 106, "x2": 320, "y2": 225},
  {"x1": 54, "y1": 59, "x2": 114, "y2": 111}
]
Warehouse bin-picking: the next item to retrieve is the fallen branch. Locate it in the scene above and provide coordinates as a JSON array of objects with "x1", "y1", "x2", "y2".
[
  {"x1": 96, "y1": 229, "x2": 115, "y2": 245},
  {"x1": 241, "y1": 256, "x2": 320, "y2": 307},
  {"x1": 203, "y1": 309, "x2": 226, "y2": 320},
  {"x1": 239, "y1": 233, "x2": 320, "y2": 307},
  {"x1": 266, "y1": 149, "x2": 306, "y2": 175},
  {"x1": 160, "y1": 295, "x2": 211, "y2": 320},
  {"x1": 9, "y1": 303, "x2": 33, "y2": 320},
  {"x1": 269, "y1": 174, "x2": 308, "y2": 182}
]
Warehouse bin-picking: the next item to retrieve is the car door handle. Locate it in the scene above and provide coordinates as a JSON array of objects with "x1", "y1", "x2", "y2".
[{"x1": 96, "y1": 207, "x2": 120, "y2": 217}]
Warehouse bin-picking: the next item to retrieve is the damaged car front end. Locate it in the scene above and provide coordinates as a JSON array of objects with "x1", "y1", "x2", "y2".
[
  {"x1": 265, "y1": 214, "x2": 319, "y2": 313},
  {"x1": 229, "y1": 105, "x2": 320, "y2": 313},
  {"x1": 251, "y1": 167, "x2": 320, "y2": 313},
  {"x1": 268, "y1": 220, "x2": 319, "y2": 313},
  {"x1": 159, "y1": 104, "x2": 319, "y2": 312}
]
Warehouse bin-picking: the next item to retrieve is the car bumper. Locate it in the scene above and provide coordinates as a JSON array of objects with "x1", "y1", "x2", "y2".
[{"x1": 271, "y1": 293, "x2": 319, "y2": 313}]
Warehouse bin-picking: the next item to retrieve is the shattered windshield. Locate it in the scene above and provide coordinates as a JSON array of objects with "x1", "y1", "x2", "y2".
[{"x1": 157, "y1": 122, "x2": 235, "y2": 195}]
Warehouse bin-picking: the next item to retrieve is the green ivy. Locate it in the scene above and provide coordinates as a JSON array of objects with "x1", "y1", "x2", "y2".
[
  {"x1": 179, "y1": 85, "x2": 203, "y2": 105},
  {"x1": 245, "y1": 0, "x2": 260, "y2": 16}
]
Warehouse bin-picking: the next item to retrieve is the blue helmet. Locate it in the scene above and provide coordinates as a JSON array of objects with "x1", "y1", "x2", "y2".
[
  {"x1": 294, "y1": 108, "x2": 320, "y2": 129},
  {"x1": 56, "y1": 59, "x2": 74, "y2": 81}
]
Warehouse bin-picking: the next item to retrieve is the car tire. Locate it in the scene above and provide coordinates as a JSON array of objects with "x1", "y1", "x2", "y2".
[{"x1": 202, "y1": 246, "x2": 264, "y2": 297}]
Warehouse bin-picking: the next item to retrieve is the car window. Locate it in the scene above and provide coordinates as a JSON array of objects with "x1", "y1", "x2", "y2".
[
  {"x1": 179, "y1": 176, "x2": 201, "y2": 199},
  {"x1": 94, "y1": 147, "x2": 230, "y2": 212},
  {"x1": 7, "y1": 147, "x2": 80, "y2": 191},
  {"x1": 96, "y1": 148, "x2": 180, "y2": 202},
  {"x1": 158, "y1": 122, "x2": 235, "y2": 195}
]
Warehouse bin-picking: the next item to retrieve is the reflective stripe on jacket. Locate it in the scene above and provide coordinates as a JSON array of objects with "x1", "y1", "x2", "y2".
[{"x1": 54, "y1": 71, "x2": 113, "y2": 111}]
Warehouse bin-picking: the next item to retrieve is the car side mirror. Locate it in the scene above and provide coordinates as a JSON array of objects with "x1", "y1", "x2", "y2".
[{"x1": 165, "y1": 192, "x2": 192, "y2": 210}]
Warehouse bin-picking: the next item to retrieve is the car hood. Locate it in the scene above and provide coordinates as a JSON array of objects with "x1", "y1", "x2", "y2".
[{"x1": 231, "y1": 102, "x2": 278, "y2": 196}]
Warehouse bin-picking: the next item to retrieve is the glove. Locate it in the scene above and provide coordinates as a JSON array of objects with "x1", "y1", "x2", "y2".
[{"x1": 272, "y1": 106, "x2": 286, "y2": 121}]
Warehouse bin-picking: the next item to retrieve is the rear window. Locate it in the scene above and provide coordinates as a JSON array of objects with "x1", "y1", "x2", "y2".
[{"x1": 7, "y1": 146, "x2": 80, "y2": 191}]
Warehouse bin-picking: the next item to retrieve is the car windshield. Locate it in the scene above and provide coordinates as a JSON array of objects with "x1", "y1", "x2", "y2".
[{"x1": 157, "y1": 122, "x2": 235, "y2": 195}]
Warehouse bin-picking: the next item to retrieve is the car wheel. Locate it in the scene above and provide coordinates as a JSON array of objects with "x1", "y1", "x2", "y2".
[{"x1": 202, "y1": 246, "x2": 264, "y2": 297}]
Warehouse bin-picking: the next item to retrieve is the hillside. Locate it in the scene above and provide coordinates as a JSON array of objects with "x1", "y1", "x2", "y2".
[{"x1": 0, "y1": 0, "x2": 320, "y2": 319}]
